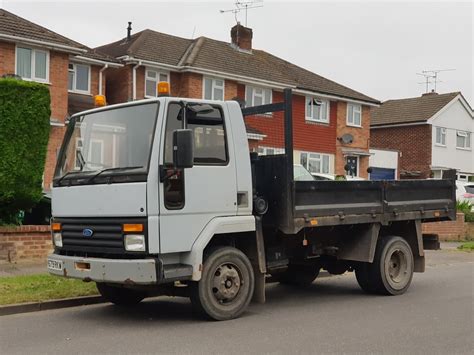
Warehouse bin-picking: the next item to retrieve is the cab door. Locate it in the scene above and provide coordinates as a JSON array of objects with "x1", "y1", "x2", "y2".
[{"x1": 158, "y1": 101, "x2": 237, "y2": 253}]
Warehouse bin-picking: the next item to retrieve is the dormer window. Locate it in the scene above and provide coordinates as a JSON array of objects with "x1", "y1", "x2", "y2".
[
  {"x1": 145, "y1": 69, "x2": 169, "y2": 97},
  {"x1": 68, "y1": 63, "x2": 90, "y2": 94}
]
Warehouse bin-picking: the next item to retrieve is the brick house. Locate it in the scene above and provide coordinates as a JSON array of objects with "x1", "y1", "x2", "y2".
[
  {"x1": 96, "y1": 23, "x2": 379, "y2": 178},
  {"x1": 0, "y1": 9, "x2": 121, "y2": 189},
  {"x1": 371, "y1": 92, "x2": 473, "y2": 180}
]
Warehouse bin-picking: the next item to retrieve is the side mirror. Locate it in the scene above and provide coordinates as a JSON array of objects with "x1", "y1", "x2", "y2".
[{"x1": 173, "y1": 129, "x2": 194, "y2": 169}]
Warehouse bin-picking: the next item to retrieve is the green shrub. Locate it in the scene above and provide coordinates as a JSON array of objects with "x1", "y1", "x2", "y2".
[{"x1": 0, "y1": 78, "x2": 50, "y2": 224}]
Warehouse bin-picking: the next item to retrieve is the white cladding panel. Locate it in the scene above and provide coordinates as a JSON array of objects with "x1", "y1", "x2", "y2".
[
  {"x1": 430, "y1": 99, "x2": 473, "y2": 174},
  {"x1": 52, "y1": 183, "x2": 147, "y2": 217},
  {"x1": 369, "y1": 149, "x2": 398, "y2": 170}
]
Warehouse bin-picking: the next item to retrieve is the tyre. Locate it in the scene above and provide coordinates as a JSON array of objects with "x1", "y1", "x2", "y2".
[
  {"x1": 190, "y1": 247, "x2": 255, "y2": 321},
  {"x1": 96, "y1": 283, "x2": 146, "y2": 306},
  {"x1": 278, "y1": 264, "x2": 320, "y2": 287},
  {"x1": 356, "y1": 236, "x2": 414, "y2": 295},
  {"x1": 355, "y1": 262, "x2": 373, "y2": 293}
]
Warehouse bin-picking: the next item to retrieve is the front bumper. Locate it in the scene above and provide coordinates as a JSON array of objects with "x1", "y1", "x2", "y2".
[{"x1": 47, "y1": 254, "x2": 158, "y2": 285}]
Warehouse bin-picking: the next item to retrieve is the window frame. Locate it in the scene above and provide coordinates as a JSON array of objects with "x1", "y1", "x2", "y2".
[
  {"x1": 346, "y1": 103, "x2": 362, "y2": 127},
  {"x1": 300, "y1": 151, "x2": 331, "y2": 174},
  {"x1": 435, "y1": 127, "x2": 447, "y2": 147},
  {"x1": 144, "y1": 68, "x2": 170, "y2": 98},
  {"x1": 87, "y1": 138, "x2": 105, "y2": 168},
  {"x1": 456, "y1": 130, "x2": 471, "y2": 150},
  {"x1": 68, "y1": 62, "x2": 91, "y2": 94},
  {"x1": 245, "y1": 85, "x2": 272, "y2": 107},
  {"x1": 305, "y1": 96, "x2": 330, "y2": 124},
  {"x1": 202, "y1": 76, "x2": 225, "y2": 101},
  {"x1": 257, "y1": 146, "x2": 285, "y2": 156},
  {"x1": 15, "y1": 45, "x2": 50, "y2": 83}
]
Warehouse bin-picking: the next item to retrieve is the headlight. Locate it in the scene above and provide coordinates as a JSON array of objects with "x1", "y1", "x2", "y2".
[
  {"x1": 53, "y1": 232, "x2": 63, "y2": 247},
  {"x1": 124, "y1": 234, "x2": 146, "y2": 251}
]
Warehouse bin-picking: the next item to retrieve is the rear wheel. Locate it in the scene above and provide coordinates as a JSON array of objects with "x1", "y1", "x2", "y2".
[
  {"x1": 278, "y1": 264, "x2": 320, "y2": 287},
  {"x1": 355, "y1": 236, "x2": 414, "y2": 295},
  {"x1": 96, "y1": 283, "x2": 146, "y2": 306},
  {"x1": 190, "y1": 247, "x2": 254, "y2": 321}
]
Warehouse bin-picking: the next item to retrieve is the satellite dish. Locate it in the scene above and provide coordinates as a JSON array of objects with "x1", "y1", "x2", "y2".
[{"x1": 340, "y1": 134, "x2": 354, "y2": 144}]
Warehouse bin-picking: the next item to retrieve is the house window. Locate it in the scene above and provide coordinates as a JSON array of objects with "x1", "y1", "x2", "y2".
[
  {"x1": 68, "y1": 63, "x2": 90, "y2": 93},
  {"x1": 456, "y1": 131, "x2": 471, "y2": 149},
  {"x1": 257, "y1": 146, "x2": 285, "y2": 155},
  {"x1": 245, "y1": 86, "x2": 272, "y2": 107},
  {"x1": 347, "y1": 103, "x2": 362, "y2": 127},
  {"x1": 435, "y1": 127, "x2": 446, "y2": 146},
  {"x1": 16, "y1": 46, "x2": 49, "y2": 82},
  {"x1": 88, "y1": 139, "x2": 104, "y2": 167},
  {"x1": 145, "y1": 69, "x2": 169, "y2": 97},
  {"x1": 300, "y1": 152, "x2": 330, "y2": 174},
  {"x1": 305, "y1": 97, "x2": 329, "y2": 123},
  {"x1": 203, "y1": 77, "x2": 224, "y2": 100}
]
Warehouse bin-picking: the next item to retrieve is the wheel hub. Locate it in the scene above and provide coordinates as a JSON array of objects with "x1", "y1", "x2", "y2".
[
  {"x1": 212, "y1": 263, "x2": 242, "y2": 303},
  {"x1": 386, "y1": 248, "x2": 409, "y2": 288}
]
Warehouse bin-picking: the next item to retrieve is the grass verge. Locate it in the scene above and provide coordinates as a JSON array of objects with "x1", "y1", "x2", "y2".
[
  {"x1": 0, "y1": 274, "x2": 98, "y2": 305},
  {"x1": 457, "y1": 241, "x2": 474, "y2": 251}
]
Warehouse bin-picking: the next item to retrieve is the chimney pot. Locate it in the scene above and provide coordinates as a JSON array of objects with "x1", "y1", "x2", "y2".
[{"x1": 231, "y1": 23, "x2": 253, "y2": 51}]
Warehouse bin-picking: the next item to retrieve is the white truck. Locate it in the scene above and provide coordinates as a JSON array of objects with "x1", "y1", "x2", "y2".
[{"x1": 48, "y1": 89, "x2": 455, "y2": 320}]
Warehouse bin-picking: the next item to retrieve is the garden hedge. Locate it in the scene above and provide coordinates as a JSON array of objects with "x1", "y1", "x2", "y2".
[{"x1": 0, "y1": 78, "x2": 50, "y2": 224}]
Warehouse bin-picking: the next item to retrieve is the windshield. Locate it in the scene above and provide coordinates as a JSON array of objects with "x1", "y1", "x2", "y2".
[
  {"x1": 54, "y1": 102, "x2": 159, "y2": 185},
  {"x1": 294, "y1": 165, "x2": 315, "y2": 181}
]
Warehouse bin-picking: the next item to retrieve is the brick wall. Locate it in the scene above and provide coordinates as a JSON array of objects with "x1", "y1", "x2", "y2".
[
  {"x1": 0, "y1": 41, "x2": 15, "y2": 75},
  {"x1": 422, "y1": 213, "x2": 466, "y2": 241},
  {"x1": 335, "y1": 102, "x2": 371, "y2": 178},
  {"x1": 0, "y1": 226, "x2": 53, "y2": 263},
  {"x1": 106, "y1": 66, "x2": 132, "y2": 104},
  {"x1": 371, "y1": 124, "x2": 432, "y2": 179}
]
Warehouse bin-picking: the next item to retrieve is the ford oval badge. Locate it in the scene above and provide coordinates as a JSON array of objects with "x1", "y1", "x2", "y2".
[{"x1": 83, "y1": 228, "x2": 94, "y2": 237}]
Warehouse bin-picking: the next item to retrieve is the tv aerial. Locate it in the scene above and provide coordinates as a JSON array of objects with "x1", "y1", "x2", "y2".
[
  {"x1": 220, "y1": 1, "x2": 264, "y2": 27},
  {"x1": 416, "y1": 69, "x2": 455, "y2": 93}
]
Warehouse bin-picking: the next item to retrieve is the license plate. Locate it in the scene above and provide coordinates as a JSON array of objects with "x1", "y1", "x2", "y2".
[{"x1": 48, "y1": 259, "x2": 63, "y2": 271}]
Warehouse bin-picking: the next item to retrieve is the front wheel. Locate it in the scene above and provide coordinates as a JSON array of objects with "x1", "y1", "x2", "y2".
[
  {"x1": 190, "y1": 247, "x2": 255, "y2": 321},
  {"x1": 355, "y1": 236, "x2": 414, "y2": 295},
  {"x1": 96, "y1": 283, "x2": 146, "y2": 306}
]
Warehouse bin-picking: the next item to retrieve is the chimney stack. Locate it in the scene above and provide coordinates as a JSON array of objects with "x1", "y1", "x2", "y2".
[
  {"x1": 231, "y1": 22, "x2": 253, "y2": 51},
  {"x1": 127, "y1": 22, "x2": 132, "y2": 41}
]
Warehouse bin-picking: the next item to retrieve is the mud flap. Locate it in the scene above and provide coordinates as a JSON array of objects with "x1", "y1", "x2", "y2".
[{"x1": 251, "y1": 216, "x2": 266, "y2": 304}]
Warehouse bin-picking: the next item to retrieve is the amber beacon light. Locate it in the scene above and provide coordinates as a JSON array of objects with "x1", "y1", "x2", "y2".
[
  {"x1": 157, "y1": 81, "x2": 170, "y2": 96},
  {"x1": 94, "y1": 95, "x2": 106, "y2": 107}
]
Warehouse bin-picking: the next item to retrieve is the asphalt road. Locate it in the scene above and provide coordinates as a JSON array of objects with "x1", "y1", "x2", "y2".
[{"x1": 1, "y1": 249, "x2": 472, "y2": 354}]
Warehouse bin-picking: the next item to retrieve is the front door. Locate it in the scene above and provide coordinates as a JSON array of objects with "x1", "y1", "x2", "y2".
[
  {"x1": 346, "y1": 156, "x2": 359, "y2": 177},
  {"x1": 158, "y1": 101, "x2": 237, "y2": 253}
]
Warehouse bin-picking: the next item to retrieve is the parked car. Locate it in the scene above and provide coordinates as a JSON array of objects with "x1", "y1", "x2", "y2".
[
  {"x1": 294, "y1": 164, "x2": 315, "y2": 181},
  {"x1": 311, "y1": 173, "x2": 365, "y2": 181},
  {"x1": 456, "y1": 181, "x2": 474, "y2": 210}
]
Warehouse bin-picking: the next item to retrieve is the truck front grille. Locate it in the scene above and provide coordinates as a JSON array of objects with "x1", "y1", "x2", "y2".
[{"x1": 55, "y1": 217, "x2": 147, "y2": 255}]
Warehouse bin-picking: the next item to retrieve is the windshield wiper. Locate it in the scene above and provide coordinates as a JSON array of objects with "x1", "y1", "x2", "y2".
[
  {"x1": 55, "y1": 171, "x2": 85, "y2": 186},
  {"x1": 86, "y1": 166, "x2": 145, "y2": 183}
]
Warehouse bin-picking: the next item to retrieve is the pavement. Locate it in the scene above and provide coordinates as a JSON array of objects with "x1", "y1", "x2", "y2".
[
  {"x1": 0, "y1": 246, "x2": 472, "y2": 354},
  {"x1": 0, "y1": 261, "x2": 46, "y2": 277}
]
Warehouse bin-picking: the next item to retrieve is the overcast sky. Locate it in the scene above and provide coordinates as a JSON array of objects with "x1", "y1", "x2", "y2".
[{"x1": 1, "y1": 0, "x2": 472, "y2": 104}]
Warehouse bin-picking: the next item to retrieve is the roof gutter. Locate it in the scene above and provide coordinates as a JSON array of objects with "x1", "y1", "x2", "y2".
[
  {"x1": 370, "y1": 121, "x2": 429, "y2": 129},
  {"x1": 73, "y1": 55, "x2": 123, "y2": 68},
  {"x1": 294, "y1": 88, "x2": 380, "y2": 107},
  {"x1": 0, "y1": 33, "x2": 87, "y2": 54}
]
